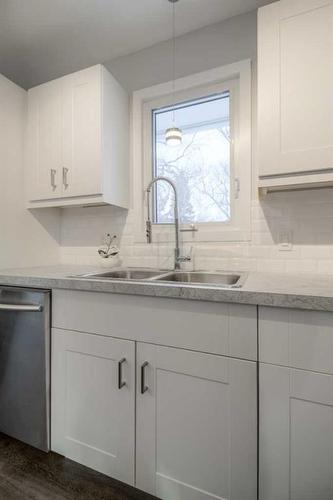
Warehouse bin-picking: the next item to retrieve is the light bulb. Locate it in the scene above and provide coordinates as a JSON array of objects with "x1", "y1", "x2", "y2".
[{"x1": 165, "y1": 126, "x2": 182, "y2": 146}]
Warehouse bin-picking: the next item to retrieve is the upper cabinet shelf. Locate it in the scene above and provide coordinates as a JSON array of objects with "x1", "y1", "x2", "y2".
[
  {"x1": 26, "y1": 65, "x2": 129, "y2": 208},
  {"x1": 258, "y1": 0, "x2": 333, "y2": 194}
]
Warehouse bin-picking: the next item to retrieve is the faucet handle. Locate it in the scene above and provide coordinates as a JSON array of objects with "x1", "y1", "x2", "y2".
[
  {"x1": 177, "y1": 255, "x2": 192, "y2": 263},
  {"x1": 177, "y1": 245, "x2": 193, "y2": 263}
]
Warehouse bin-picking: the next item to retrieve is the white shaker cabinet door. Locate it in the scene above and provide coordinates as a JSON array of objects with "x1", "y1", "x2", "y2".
[
  {"x1": 260, "y1": 363, "x2": 333, "y2": 500},
  {"x1": 26, "y1": 80, "x2": 62, "y2": 200},
  {"x1": 51, "y1": 328, "x2": 135, "y2": 485},
  {"x1": 136, "y1": 343, "x2": 257, "y2": 500},
  {"x1": 258, "y1": 0, "x2": 333, "y2": 177},
  {"x1": 61, "y1": 65, "x2": 102, "y2": 198}
]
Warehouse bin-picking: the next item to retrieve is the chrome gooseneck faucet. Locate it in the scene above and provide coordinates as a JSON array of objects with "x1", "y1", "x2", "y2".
[{"x1": 145, "y1": 176, "x2": 191, "y2": 270}]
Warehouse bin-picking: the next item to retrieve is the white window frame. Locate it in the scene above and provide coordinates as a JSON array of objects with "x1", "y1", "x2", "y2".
[{"x1": 131, "y1": 59, "x2": 252, "y2": 243}]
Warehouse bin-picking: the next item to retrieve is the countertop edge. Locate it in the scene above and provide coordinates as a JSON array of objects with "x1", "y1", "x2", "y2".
[{"x1": 0, "y1": 273, "x2": 332, "y2": 312}]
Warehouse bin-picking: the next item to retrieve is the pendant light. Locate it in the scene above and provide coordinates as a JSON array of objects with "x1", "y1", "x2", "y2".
[{"x1": 165, "y1": 0, "x2": 182, "y2": 146}]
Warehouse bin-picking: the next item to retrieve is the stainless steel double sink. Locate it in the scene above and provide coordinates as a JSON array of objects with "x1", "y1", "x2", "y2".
[{"x1": 72, "y1": 268, "x2": 246, "y2": 288}]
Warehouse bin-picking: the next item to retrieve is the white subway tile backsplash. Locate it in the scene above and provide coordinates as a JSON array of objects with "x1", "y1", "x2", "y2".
[
  {"x1": 285, "y1": 259, "x2": 318, "y2": 274},
  {"x1": 59, "y1": 189, "x2": 333, "y2": 275},
  {"x1": 318, "y1": 260, "x2": 333, "y2": 274},
  {"x1": 255, "y1": 259, "x2": 286, "y2": 273}
]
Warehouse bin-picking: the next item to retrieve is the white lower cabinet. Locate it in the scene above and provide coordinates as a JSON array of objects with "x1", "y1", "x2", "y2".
[
  {"x1": 51, "y1": 294, "x2": 258, "y2": 499},
  {"x1": 51, "y1": 328, "x2": 135, "y2": 485},
  {"x1": 259, "y1": 306, "x2": 333, "y2": 500},
  {"x1": 51, "y1": 330, "x2": 257, "y2": 500},
  {"x1": 50, "y1": 297, "x2": 333, "y2": 500},
  {"x1": 136, "y1": 343, "x2": 257, "y2": 500},
  {"x1": 260, "y1": 363, "x2": 333, "y2": 500}
]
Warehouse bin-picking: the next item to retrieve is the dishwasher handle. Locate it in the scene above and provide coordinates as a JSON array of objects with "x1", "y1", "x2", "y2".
[{"x1": 0, "y1": 303, "x2": 43, "y2": 312}]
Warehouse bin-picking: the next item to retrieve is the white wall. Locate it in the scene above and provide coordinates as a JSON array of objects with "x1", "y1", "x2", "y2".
[
  {"x1": 0, "y1": 74, "x2": 60, "y2": 268},
  {"x1": 105, "y1": 11, "x2": 257, "y2": 92},
  {"x1": 60, "y1": 9, "x2": 333, "y2": 275}
]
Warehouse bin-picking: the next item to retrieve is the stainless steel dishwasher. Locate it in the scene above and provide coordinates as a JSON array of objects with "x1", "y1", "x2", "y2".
[{"x1": 0, "y1": 286, "x2": 50, "y2": 451}]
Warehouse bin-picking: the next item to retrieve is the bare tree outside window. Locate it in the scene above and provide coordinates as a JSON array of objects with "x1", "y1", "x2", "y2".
[{"x1": 153, "y1": 92, "x2": 231, "y2": 224}]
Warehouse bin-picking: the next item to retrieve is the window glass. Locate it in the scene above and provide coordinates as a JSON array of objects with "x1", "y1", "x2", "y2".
[{"x1": 153, "y1": 92, "x2": 231, "y2": 224}]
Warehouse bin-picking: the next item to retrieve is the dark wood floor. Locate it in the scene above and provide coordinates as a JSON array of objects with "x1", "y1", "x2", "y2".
[{"x1": 0, "y1": 433, "x2": 157, "y2": 500}]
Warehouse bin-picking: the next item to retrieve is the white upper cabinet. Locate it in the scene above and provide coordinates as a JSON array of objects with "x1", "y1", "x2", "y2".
[
  {"x1": 27, "y1": 79, "x2": 63, "y2": 200},
  {"x1": 26, "y1": 65, "x2": 129, "y2": 208},
  {"x1": 258, "y1": 0, "x2": 333, "y2": 192},
  {"x1": 61, "y1": 66, "x2": 102, "y2": 199}
]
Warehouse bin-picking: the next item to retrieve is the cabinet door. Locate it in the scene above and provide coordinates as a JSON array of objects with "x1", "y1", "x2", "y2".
[
  {"x1": 258, "y1": 0, "x2": 333, "y2": 177},
  {"x1": 27, "y1": 80, "x2": 62, "y2": 200},
  {"x1": 62, "y1": 65, "x2": 102, "y2": 197},
  {"x1": 136, "y1": 343, "x2": 257, "y2": 500},
  {"x1": 260, "y1": 363, "x2": 333, "y2": 500},
  {"x1": 51, "y1": 328, "x2": 135, "y2": 485}
]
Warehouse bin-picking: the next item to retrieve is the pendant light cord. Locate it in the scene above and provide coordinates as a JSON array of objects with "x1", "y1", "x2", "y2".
[
  {"x1": 165, "y1": 0, "x2": 182, "y2": 145},
  {"x1": 172, "y1": 0, "x2": 176, "y2": 124}
]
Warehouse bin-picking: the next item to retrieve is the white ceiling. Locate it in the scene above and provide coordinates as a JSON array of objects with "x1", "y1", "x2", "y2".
[{"x1": 0, "y1": 0, "x2": 272, "y2": 89}]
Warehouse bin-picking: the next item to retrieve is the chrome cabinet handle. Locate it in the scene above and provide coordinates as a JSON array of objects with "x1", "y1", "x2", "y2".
[
  {"x1": 141, "y1": 361, "x2": 149, "y2": 394},
  {"x1": 0, "y1": 303, "x2": 42, "y2": 312},
  {"x1": 118, "y1": 358, "x2": 126, "y2": 389},
  {"x1": 50, "y1": 169, "x2": 57, "y2": 188},
  {"x1": 63, "y1": 167, "x2": 69, "y2": 188}
]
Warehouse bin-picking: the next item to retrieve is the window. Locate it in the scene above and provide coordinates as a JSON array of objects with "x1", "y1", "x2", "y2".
[
  {"x1": 153, "y1": 92, "x2": 231, "y2": 224},
  {"x1": 133, "y1": 60, "x2": 252, "y2": 242}
]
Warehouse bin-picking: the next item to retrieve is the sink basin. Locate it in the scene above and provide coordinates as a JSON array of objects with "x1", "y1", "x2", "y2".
[
  {"x1": 153, "y1": 271, "x2": 243, "y2": 287},
  {"x1": 71, "y1": 268, "x2": 246, "y2": 288},
  {"x1": 74, "y1": 268, "x2": 165, "y2": 280}
]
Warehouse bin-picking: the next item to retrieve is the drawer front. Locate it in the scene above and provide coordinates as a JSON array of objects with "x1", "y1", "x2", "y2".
[
  {"x1": 259, "y1": 306, "x2": 333, "y2": 373},
  {"x1": 53, "y1": 290, "x2": 257, "y2": 360}
]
